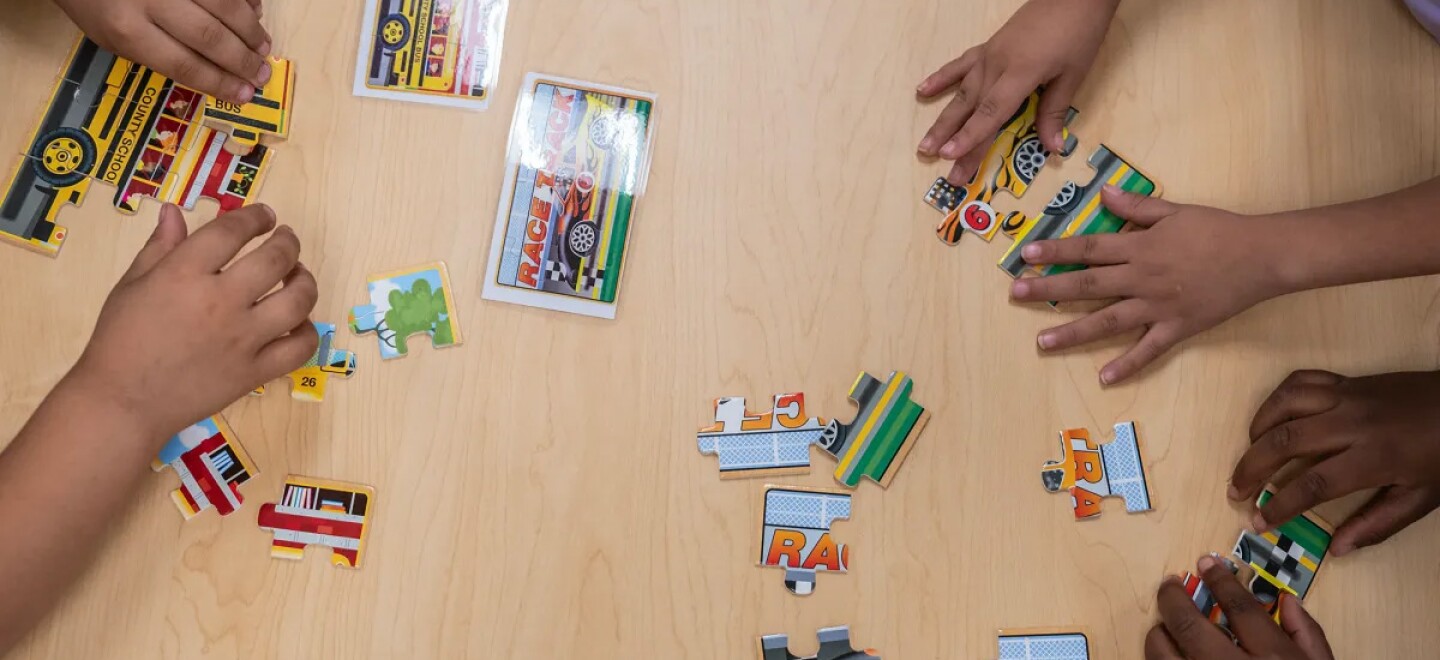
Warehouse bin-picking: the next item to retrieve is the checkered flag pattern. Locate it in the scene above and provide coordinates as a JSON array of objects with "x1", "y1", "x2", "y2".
[
  {"x1": 1101, "y1": 422, "x2": 1151, "y2": 513},
  {"x1": 998, "y1": 633, "x2": 1090, "y2": 659},
  {"x1": 579, "y1": 269, "x2": 604, "y2": 291},
  {"x1": 545, "y1": 262, "x2": 566, "y2": 282}
]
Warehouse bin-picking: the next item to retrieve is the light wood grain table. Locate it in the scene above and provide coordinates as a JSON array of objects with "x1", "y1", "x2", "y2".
[{"x1": 2, "y1": 0, "x2": 1439, "y2": 657}]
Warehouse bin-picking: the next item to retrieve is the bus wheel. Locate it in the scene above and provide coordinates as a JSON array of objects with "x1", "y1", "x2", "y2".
[
  {"x1": 30, "y1": 127, "x2": 96, "y2": 187},
  {"x1": 379, "y1": 14, "x2": 411, "y2": 52}
]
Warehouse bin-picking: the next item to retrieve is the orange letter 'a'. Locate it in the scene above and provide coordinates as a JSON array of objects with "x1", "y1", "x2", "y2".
[
  {"x1": 765, "y1": 529, "x2": 805, "y2": 567},
  {"x1": 801, "y1": 533, "x2": 844, "y2": 571},
  {"x1": 1073, "y1": 487, "x2": 1103, "y2": 518}
]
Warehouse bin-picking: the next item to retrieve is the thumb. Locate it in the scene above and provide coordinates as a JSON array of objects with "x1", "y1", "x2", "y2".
[
  {"x1": 1035, "y1": 76, "x2": 1080, "y2": 154},
  {"x1": 1331, "y1": 485, "x2": 1440, "y2": 556},
  {"x1": 120, "y1": 204, "x2": 189, "y2": 285},
  {"x1": 1279, "y1": 595, "x2": 1334, "y2": 660},
  {"x1": 1099, "y1": 185, "x2": 1179, "y2": 228}
]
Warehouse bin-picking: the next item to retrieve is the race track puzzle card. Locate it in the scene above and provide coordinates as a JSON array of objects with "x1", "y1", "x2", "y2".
[
  {"x1": 353, "y1": 0, "x2": 510, "y2": 109},
  {"x1": 482, "y1": 73, "x2": 656, "y2": 319}
]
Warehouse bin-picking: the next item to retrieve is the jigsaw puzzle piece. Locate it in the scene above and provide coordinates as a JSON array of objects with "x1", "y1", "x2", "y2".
[
  {"x1": 1233, "y1": 488, "x2": 1332, "y2": 601},
  {"x1": 816, "y1": 371, "x2": 929, "y2": 489},
  {"x1": 251, "y1": 322, "x2": 357, "y2": 401},
  {"x1": 349, "y1": 262, "x2": 464, "y2": 360},
  {"x1": 200, "y1": 56, "x2": 295, "y2": 156},
  {"x1": 697, "y1": 393, "x2": 826, "y2": 478},
  {"x1": 257, "y1": 476, "x2": 375, "y2": 569},
  {"x1": 759, "y1": 626, "x2": 880, "y2": 660},
  {"x1": 999, "y1": 144, "x2": 1160, "y2": 278},
  {"x1": 151, "y1": 415, "x2": 257, "y2": 520},
  {"x1": 1040, "y1": 421, "x2": 1152, "y2": 520},
  {"x1": 759, "y1": 485, "x2": 850, "y2": 595},
  {"x1": 996, "y1": 628, "x2": 1090, "y2": 660}
]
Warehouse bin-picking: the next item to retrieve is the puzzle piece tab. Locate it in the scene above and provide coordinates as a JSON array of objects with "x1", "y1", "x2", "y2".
[
  {"x1": 349, "y1": 261, "x2": 464, "y2": 359},
  {"x1": 151, "y1": 415, "x2": 257, "y2": 520},
  {"x1": 998, "y1": 144, "x2": 1160, "y2": 278},
  {"x1": 697, "y1": 393, "x2": 826, "y2": 478},
  {"x1": 759, "y1": 625, "x2": 880, "y2": 660},
  {"x1": 816, "y1": 371, "x2": 929, "y2": 489},
  {"x1": 997, "y1": 628, "x2": 1090, "y2": 660},
  {"x1": 759, "y1": 485, "x2": 850, "y2": 595},
  {"x1": 257, "y1": 476, "x2": 375, "y2": 569},
  {"x1": 252, "y1": 322, "x2": 357, "y2": 401},
  {"x1": 1040, "y1": 421, "x2": 1152, "y2": 520}
]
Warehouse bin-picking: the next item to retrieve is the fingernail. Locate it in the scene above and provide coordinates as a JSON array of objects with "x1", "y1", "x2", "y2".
[
  {"x1": 1251, "y1": 511, "x2": 1268, "y2": 532},
  {"x1": 236, "y1": 83, "x2": 255, "y2": 104},
  {"x1": 256, "y1": 62, "x2": 272, "y2": 87},
  {"x1": 259, "y1": 40, "x2": 272, "y2": 57},
  {"x1": 918, "y1": 137, "x2": 935, "y2": 153},
  {"x1": 1197, "y1": 554, "x2": 1217, "y2": 572},
  {"x1": 916, "y1": 79, "x2": 929, "y2": 93},
  {"x1": 1227, "y1": 484, "x2": 1242, "y2": 501},
  {"x1": 1099, "y1": 371, "x2": 1112, "y2": 386},
  {"x1": 1022, "y1": 244, "x2": 1042, "y2": 261},
  {"x1": 1038, "y1": 333, "x2": 1056, "y2": 350},
  {"x1": 1011, "y1": 280, "x2": 1030, "y2": 298}
]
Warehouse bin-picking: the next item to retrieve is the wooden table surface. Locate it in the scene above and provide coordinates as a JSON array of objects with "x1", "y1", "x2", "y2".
[{"x1": 2, "y1": 0, "x2": 1439, "y2": 657}]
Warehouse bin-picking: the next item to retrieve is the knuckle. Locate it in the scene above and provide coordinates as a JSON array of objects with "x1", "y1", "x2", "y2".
[
  {"x1": 976, "y1": 95, "x2": 1004, "y2": 118},
  {"x1": 1267, "y1": 425, "x2": 1296, "y2": 454},
  {"x1": 171, "y1": 57, "x2": 204, "y2": 86},
  {"x1": 1099, "y1": 310, "x2": 1122, "y2": 335},
  {"x1": 199, "y1": 21, "x2": 229, "y2": 48},
  {"x1": 1300, "y1": 470, "x2": 1331, "y2": 499},
  {"x1": 1167, "y1": 613, "x2": 1202, "y2": 642},
  {"x1": 1076, "y1": 270, "x2": 1099, "y2": 295},
  {"x1": 1220, "y1": 593, "x2": 1256, "y2": 616}
]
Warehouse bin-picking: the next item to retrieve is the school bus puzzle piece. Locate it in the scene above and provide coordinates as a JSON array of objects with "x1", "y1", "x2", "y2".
[
  {"x1": 759, "y1": 485, "x2": 851, "y2": 596},
  {"x1": 1040, "y1": 421, "x2": 1152, "y2": 520},
  {"x1": 996, "y1": 628, "x2": 1090, "y2": 660},
  {"x1": 257, "y1": 476, "x2": 375, "y2": 569},
  {"x1": 759, "y1": 625, "x2": 881, "y2": 660},
  {"x1": 697, "y1": 393, "x2": 827, "y2": 479},
  {"x1": 251, "y1": 322, "x2": 357, "y2": 401},
  {"x1": 151, "y1": 414, "x2": 257, "y2": 520},
  {"x1": 200, "y1": 56, "x2": 295, "y2": 155},
  {"x1": 0, "y1": 37, "x2": 294, "y2": 257},
  {"x1": 815, "y1": 371, "x2": 929, "y2": 489},
  {"x1": 926, "y1": 90, "x2": 1078, "y2": 245}
]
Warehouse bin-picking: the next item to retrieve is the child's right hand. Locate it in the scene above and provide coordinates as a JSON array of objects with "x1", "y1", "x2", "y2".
[
  {"x1": 916, "y1": 0, "x2": 1120, "y2": 184},
  {"x1": 66, "y1": 204, "x2": 318, "y2": 443},
  {"x1": 51, "y1": 0, "x2": 271, "y2": 104}
]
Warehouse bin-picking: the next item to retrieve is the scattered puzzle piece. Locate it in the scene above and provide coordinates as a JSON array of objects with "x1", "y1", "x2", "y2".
[
  {"x1": 759, "y1": 485, "x2": 850, "y2": 595},
  {"x1": 1, "y1": 37, "x2": 294, "y2": 256},
  {"x1": 151, "y1": 415, "x2": 257, "y2": 520},
  {"x1": 928, "y1": 90, "x2": 1077, "y2": 244},
  {"x1": 697, "y1": 393, "x2": 826, "y2": 478},
  {"x1": 816, "y1": 371, "x2": 929, "y2": 489},
  {"x1": 257, "y1": 476, "x2": 375, "y2": 569},
  {"x1": 998, "y1": 144, "x2": 1160, "y2": 279},
  {"x1": 1182, "y1": 554, "x2": 1248, "y2": 630},
  {"x1": 996, "y1": 628, "x2": 1090, "y2": 660},
  {"x1": 349, "y1": 261, "x2": 464, "y2": 359},
  {"x1": 252, "y1": 322, "x2": 357, "y2": 401},
  {"x1": 759, "y1": 625, "x2": 880, "y2": 660},
  {"x1": 1040, "y1": 421, "x2": 1152, "y2": 519}
]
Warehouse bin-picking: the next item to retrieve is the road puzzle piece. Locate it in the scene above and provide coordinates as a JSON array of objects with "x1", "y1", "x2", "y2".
[
  {"x1": 257, "y1": 476, "x2": 375, "y2": 569},
  {"x1": 998, "y1": 144, "x2": 1160, "y2": 279},
  {"x1": 759, "y1": 626, "x2": 880, "y2": 660},
  {"x1": 252, "y1": 322, "x2": 357, "y2": 401},
  {"x1": 151, "y1": 414, "x2": 257, "y2": 520},
  {"x1": 697, "y1": 393, "x2": 827, "y2": 478},
  {"x1": 927, "y1": 90, "x2": 1078, "y2": 244},
  {"x1": 816, "y1": 371, "x2": 929, "y2": 489},
  {"x1": 350, "y1": 261, "x2": 464, "y2": 359},
  {"x1": 1, "y1": 37, "x2": 294, "y2": 256},
  {"x1": 759, "y1": 485, "x2": 850, "y2": 595},
  {"x1": 996, "y1": 628, "x2": 1090, "y2": 660},
  {"x1": 1040, "y1": 421, "x2": 1152, "y2": 520}
]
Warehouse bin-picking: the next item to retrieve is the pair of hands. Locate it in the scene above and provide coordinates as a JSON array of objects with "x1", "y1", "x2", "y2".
[
  {"x1": 67, "y1": 205, "x2": 318, "y2": 443},
  {"x1": 52, "y1": 0, "x2": 271, "y2": 103}
]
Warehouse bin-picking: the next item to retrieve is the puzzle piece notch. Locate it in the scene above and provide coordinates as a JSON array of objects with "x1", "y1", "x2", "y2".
[
  {"x1": 815, "y1": 371, "x2": 929, "y2": 489},
  {"x1": 251, "y1": 322, "x2": 358, "y2": 401},
  {"x1": 759, "y1": 485, "x2": 851, "y2": 595},
  {"x1": 257, "y1": 476, "x2": 375, "y2": 569},
  {"x1": 349, "y1": 261, "x2": 464, "y2": 360},
  {"x1": 996, "y1": 628, "x2": 1090, "y2": 660},
  {"x1": 759, "y1": 626, "x2": 881, "y2": 660},
  {"x1": 1040, "y1": 421, "x2": 1152, "y2": 520},
  {"x1": 151, "y1": 415, "x2": 257, "y2": 520},
  {"x1": 697, "y1": 393, "x2": 826, "y2": 478}
]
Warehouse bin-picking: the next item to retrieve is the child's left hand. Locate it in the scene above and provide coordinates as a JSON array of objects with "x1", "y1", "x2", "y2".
[{"x1": 1228, "y1": 369, "x2": 1440, "y2": 556}]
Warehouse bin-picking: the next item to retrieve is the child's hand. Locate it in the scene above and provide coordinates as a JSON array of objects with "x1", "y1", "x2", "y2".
[
  {"x1": 1146, "y1": 555, "x2": 1333, "y2": 659},
  {"x1": 916, "y1": 0, "x2": 1119, "y2": 184},
  {"x1": 51, "y1": 0, "x2": 271, "y2": 104},
  {"x1": 67, "y1": 204, "x2": 318, "y2": 442},
  {"x1": 1229, "y1": 370, "x2": 1440, "y2": 556},
  {"x1": 1009, "y1": 187, "x2": 1284, "y2": 385}
]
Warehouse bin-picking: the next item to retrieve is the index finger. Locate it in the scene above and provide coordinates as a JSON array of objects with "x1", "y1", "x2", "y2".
[
  {"x1": 1248, "y1": 370, "x2": 1344, "y2": 440},
  {"x1": 937, "y1": 76, "x2": 1032, "y2": 162},
  {"x1": 169, "y1": 204, "x2": 277, "y2": 273},
  {"x1": 1021, "y1": 233, "x2": 1131, "y2": 268},
  {"x1": 1156, "y1": 576, "x2": 1238, "y2": 658},
  {"x1": 1197, "y1": 555, "x2": 1290, "y2": 653},
  {"x1": 1257, "y1": 455, "x2": 1374, "y2": 532}
]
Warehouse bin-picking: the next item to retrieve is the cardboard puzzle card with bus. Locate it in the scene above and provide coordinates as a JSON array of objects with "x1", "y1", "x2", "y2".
[
  {"x1": 758, "y1": 485, "x2": 851, "y2": 596},
  {"x1": 152, "y1": 414, "x2": 257, "y2": 520},
  {"x1": 482, "y1": 73, "x2": 656, "y2": 319},
  {"x1": 257, "y1": 476, "x2": 375, "y2": 569},
  {"x1": 252, "y1": 322, "x2": 357, "y2": 401},
  {"x1": 350, "y1": 261, "x2": 464, "y2": 360},
  {"x1": 996, "y1": 628, "x2": 1090, "y2": 660},
  {"x1": 817, "y1": 371, "x2": 929, "y2": 489},
  {"x1": 1, "y1": 37, "x2": 294, "y2": 257},
  {"x1": 697, "y1": 393, "x2": 827, "y2": 479},
  {"x1": 1040, "y1": 421, "x2": 1152, "y2": 520},
  {"x1": 759, "y1": 625, "x2": 880, "y2": 660},
  {"x1": 354, "y1": 0, "x2": 510, "y2": 110}
]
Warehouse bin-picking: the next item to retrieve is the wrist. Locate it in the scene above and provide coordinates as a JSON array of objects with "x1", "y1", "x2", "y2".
[
  {"x1": 51, "y1": 363, "x2": 169, "y2": 450},
  {"x1": 1247, "y1": 213, "x2": 1310, "y2": 300}
]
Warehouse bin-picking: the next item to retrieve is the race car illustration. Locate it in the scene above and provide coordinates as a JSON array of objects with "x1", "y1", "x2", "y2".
[{"x1": 542, "y1": 167, "x2": 602, "y2": 290}]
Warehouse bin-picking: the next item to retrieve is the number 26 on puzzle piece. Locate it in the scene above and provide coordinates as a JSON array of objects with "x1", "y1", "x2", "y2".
[
  {"x1": 1040, "y1": 421, "x2": 1152, "y2": 520},
  {"x1": 250, "y1": 322, "x2": 357, "y2": 401}
]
